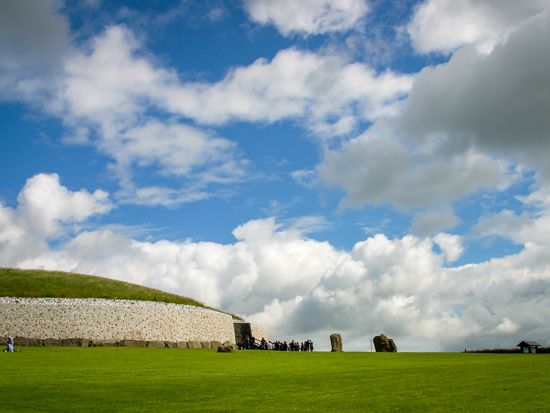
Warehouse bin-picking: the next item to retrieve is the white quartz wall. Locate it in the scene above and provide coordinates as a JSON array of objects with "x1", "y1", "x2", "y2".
[
  {"x1": 0, "y1": 297, "x2": 236, "y2": 343},
  {"x1": 251, "y1": 324, "x2": 269, "y2": 341}
]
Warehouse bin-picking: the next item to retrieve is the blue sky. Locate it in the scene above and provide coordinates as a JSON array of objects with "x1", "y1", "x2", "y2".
[{"x1": 1, "y1": 0, "x2": 550, "y2": 351}]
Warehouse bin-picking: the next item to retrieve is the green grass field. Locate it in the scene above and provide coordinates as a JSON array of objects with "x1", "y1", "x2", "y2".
[{"x1": 2, "y1": 348, "x2": 549, "y2": 412}]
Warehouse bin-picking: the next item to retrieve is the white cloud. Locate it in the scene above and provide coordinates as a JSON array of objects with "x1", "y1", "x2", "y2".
[
  {"x1": 16, "y1": 173, "x2": 112, "y2": 238},
  {"x1": 243, "y1": 0, "x2": 369, "y2": 36},
  {"x1": 162, "y1": 48, "x2": 412, "y2": 137},
  {"x1": 4, "y1": 177, "x2": 550, "y2": 351},
  {"x1": 62, "y1": 25, "x2": 411, "y2": 141},
  {"x1": 3, "y1": 15, "x2": 412, "y2": 206},
  {"x1": 475, "y1": 186, "x2": 550, "y2": 246},
  {"x1": 59, "y1": 26, "x2": 246, "y2": 203},
  {"x1": 0, "y1": 174, "x2": 112, "y2": 264},
  {"x1": 285, "y1": 215, "x2": 331, "y2": 235},
  {"x1": 407, "y1": 0, "x2": 550, "y2": 54},
  {"x1": 317, "y1": 123, "x2": 508, "y2": 209},
  {"x1": 404, "y1": 12, "x2": 550, "y2": 181},
  {"x1": 53, "y1": 25, "x2": 411, "y2": 206},
  {"x1": 410, "y1": 208, "x2": 459, "y2": 236},
  {"x1": 433, "y1": 233, "x2": 464, "y2": 263},
  {"x1": 494, "y1": 317, "x2": 520, "y2": 334},
  {"x1": 318, "y1": 11, "x2": 550, "y2": 221}
]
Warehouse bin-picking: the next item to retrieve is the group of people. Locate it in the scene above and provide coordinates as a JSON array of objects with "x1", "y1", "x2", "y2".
[
  {"x1": 243, "y1": 336, "x2": 314, "y2": 351},
  {"x1": 3, "y1": 336, "x2": 14, "y2": 352}
]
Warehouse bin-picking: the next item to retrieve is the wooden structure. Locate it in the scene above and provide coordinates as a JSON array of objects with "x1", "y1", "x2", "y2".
[{"x1": 517, "y1": 341, "x2": 541, "y2": 354}]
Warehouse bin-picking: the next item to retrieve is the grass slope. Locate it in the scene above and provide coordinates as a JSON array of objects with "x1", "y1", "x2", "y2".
[
  {"x1": 2, "y1": 348, "x2": 549, "y2": 412},
  {"x1": 0, "y1": 267, "x2": 212, "y2": 307}
]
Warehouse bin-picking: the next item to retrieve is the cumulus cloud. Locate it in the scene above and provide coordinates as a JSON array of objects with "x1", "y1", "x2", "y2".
[
  {"x1": 410, "y1": 208, "x2": 459, "y2": 236},
  {"x1": 16, "y1": 173, "x2": 112, "y2": 238},
  {"x1": 161, "y1": 47, "x2": 412, "y2": 137},
  {"x1": 475, "y1": 186, "x2": 550, "y2": 246},
  {"x1": 407, "y1": 0, "x2": 550, "y2": 54},
  {"x1": 0, "y1": 0, "x2": 68, "y2": 101},
  {"x1": 3, "y1": 177, "x2": 550, "y2": 351},
  {"x1": 0, "y1": 173, "x2": 112, "y2": 263},
  {"x1": 318, "y1": 10, "x2": 550, "y2": 227},
  {"x1": 243, "y1": 0, "x2": 369, "y2": 36},
  {"x1": 58, "y1": 26, "x2": 246, "y2": 202},
  {"x1": 433, "y1": 233, "x2": 463, "y2": 263},
  {"x1": 403, "y1": 12, "x2": 550, "y2": 181},
  {"x1": 60, "y1": 24, "x2": 411, "y2": 161},
  {"x1": 10, "y1": 22, "x2": 408, "y2": 205},
  {"x1": 317, "y1": 123, "x2": 508, "y2": 209},
  {"x1": 3, "y1": 9, "x2": 412, "y2": 206}
]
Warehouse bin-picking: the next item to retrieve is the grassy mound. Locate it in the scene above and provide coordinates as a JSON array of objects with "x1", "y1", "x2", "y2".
[{"x1": 0, "y1": 267, "x2": 204, "y2": 307}]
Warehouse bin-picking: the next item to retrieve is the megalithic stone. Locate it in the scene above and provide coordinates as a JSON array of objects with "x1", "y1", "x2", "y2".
[
  {"x1": 373, "y1": 334, "x2": 398, "y2": 352},
  {"x1": 373, "y1": 333, "x2": 390, "y2": 352},
  {"x1": 330, "y1": 333, "x2": 343, "y2": 352}
]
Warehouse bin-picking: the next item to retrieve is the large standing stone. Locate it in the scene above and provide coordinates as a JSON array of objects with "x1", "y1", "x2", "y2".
[
  {"x1": 330, "y1": 333, "x2": 343, "y2": 352},
  {"x1": 373, "y1": 334, "x2": 397, "y2": 352}
]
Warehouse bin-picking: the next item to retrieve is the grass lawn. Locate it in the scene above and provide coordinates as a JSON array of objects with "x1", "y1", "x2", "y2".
[{"x1": 2, "y1": 348, "x2": 549, "y2": 412}]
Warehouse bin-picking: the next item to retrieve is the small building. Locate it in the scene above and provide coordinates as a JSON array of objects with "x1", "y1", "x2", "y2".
[{"x1": 517, "y1": 341, "x2": 541, "y2": 354}]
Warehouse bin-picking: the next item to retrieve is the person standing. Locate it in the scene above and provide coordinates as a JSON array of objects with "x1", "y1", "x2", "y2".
[{"x1": 6, "y1": 336, "x2": 14, "y2": 352}]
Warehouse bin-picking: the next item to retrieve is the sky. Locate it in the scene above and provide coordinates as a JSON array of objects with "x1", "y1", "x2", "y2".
[{"x1": 1, "y1": 0, "x2": 550, "y2": 351}]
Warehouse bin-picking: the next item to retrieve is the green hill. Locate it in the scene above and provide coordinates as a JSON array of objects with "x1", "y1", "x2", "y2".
[{"x1": 0, "y1": 267, "x2": 239, "y2": 318}]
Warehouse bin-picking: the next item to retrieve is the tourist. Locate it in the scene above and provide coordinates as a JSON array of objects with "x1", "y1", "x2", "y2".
[{"x1": 4, "y1": 336, "x2": 14, "y2": 352}]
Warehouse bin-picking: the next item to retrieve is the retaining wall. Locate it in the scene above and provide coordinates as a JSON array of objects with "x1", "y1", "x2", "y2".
[{"x1": 0, "y1": 297, "x2": 236, "y2": 343}]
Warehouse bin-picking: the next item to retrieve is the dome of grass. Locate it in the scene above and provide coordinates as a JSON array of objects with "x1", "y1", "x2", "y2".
[{"x1": 0, "y1": 267, "x2": 240, "y2": 319}]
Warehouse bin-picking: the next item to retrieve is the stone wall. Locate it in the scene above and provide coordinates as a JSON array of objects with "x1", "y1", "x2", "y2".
[
  {"x1": 251, "y1": 324, "x2": 269, "y2": 341},
  {"x1": 0, "y1": 297, "x2": 237, "y2": 343}
]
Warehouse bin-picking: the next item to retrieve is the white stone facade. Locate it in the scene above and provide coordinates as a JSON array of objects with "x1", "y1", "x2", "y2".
[
  {"x1": 0, "y1": 297, "x2": 237, "y2": 343},
  {"x1": 251, "y1": 324, "x2": 269, "y2": 341}
]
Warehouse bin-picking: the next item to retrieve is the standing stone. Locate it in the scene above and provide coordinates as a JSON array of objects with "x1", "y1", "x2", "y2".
[
  {"x1": 373, "y1": 334, "x2": 397, "y2": 352},
  {"x1": 330, "y1": 333, "x2": 343, "y2": 352}
]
